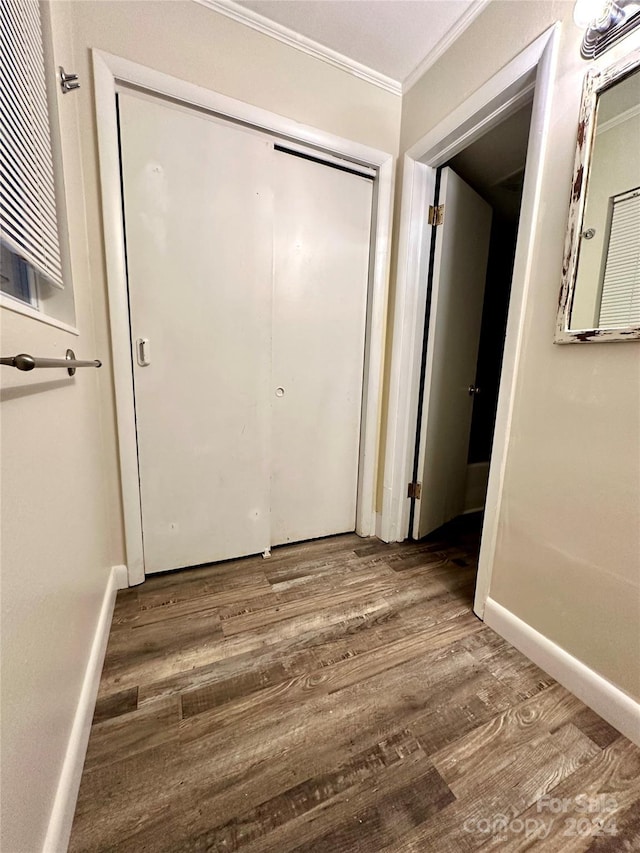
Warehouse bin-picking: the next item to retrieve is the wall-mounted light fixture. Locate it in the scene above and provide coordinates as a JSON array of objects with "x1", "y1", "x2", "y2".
[{"x1": 574, "y1": 0, "x2": 640, "y2": 58}]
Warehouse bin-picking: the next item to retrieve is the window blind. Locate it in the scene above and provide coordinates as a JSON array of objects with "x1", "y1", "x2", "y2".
[
  {"x1": 0, "y1": 0, "x2": 63, "y2": 288},
  {"x1": 598, "y1": 188, "x2": 640, "y2": 327}
]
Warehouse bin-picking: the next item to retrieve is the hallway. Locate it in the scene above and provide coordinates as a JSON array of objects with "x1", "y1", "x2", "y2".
[{"x1": 69, "y1": 524, "x2": 640, "y2": 851}]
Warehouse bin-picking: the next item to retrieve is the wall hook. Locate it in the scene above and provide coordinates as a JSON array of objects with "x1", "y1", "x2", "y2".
[{"x1": 59, "y1": 66, "x2": 79, "y2": 94}]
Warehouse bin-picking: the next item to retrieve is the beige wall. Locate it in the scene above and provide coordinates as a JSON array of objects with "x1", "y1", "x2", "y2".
[
  {"x1": 0, "y1": 3, "x2": 112, "y2": 850},
  {"x1": 397, "y1": 0, "x2": 640, "y2": 700},
  {"x1": 0, "y1": 2, "x2": 400, "y2": 848}
]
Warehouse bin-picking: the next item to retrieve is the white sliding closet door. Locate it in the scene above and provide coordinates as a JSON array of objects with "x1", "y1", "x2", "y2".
[
  {"x1": 271, "y1": 151, "x2": 373, "y2": 545},
  {"x1": 118, "y1": 92, "x2": 273, "y2": 573},
  {"x1": 118, "y1": 91, "x2": 374, "y2": 574}
]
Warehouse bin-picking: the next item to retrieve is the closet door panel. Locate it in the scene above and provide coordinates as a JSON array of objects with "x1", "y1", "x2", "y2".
[
  {"x1": 119, "y1": 92, "x2": 273, "y2": 573},
  {"x1": 271, "y1": 152, "x2": 373, "y2": 545}
]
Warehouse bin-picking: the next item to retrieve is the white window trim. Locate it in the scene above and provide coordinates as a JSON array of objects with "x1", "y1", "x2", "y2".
[{"x1": 0, "y1": 291, "x2": 79, "y2": 335}]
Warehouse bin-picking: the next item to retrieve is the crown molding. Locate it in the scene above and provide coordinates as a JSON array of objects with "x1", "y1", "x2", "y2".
[
  {"x1": 194, "y1": 0, "x2": 403, "y2": 95},
  {"x1": 402, "y1": 0, "x2": 492, "y2": 93}
]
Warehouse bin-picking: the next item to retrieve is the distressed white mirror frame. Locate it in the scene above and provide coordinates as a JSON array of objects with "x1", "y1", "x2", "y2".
[{"x1": 556, "y1": 47, "x2": 640, "y2": 343}]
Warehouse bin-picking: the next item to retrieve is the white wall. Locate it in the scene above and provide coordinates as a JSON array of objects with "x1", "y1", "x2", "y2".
[
  {"x1": 0, "y1": 2, "x2": 400, "y2": 849},
  {"x1": 398, "y1": 0, "x2": 640, "y2": 701}
]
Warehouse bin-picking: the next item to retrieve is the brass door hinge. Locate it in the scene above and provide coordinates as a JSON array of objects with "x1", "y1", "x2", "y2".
[
  {"x1": 428, "y1": 204, "x2": 444, "y2": 226},
  {"x1": 407, "y1": 482, "x2": 422, "y2": 500}
]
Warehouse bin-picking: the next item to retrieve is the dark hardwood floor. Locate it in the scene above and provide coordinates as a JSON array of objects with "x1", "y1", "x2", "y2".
[{"x1": 69, "y1": 519, "x2": 640, "y2": 852}]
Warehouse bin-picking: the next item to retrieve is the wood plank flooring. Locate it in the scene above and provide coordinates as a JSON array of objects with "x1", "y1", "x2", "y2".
[{"x1": 69, "y1": 519, "x2": 640, "y2": 852}]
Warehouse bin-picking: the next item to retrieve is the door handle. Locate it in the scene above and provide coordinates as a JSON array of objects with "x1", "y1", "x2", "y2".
[
  {"x1": 136, "y1": 338, "x2": 150, "y2": 366},
  {"x1": 468, "y1": 385, "x2": 481, "y2": 396}
]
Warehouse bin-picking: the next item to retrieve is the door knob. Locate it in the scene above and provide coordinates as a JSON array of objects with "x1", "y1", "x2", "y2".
[
  {"x1": 468, "y1": 385, "x2": 481, "y2": 396},
  {"x1": 275, "y1": 387, "x2": 285, "y2": 397}
]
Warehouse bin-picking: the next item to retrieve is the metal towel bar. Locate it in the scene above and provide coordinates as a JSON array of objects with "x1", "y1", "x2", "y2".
[{"x1": 0, "y1": 349, "x2": 102, "y2": 376}]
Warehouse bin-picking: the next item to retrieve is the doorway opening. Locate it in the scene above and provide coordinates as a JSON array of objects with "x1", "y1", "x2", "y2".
[
  {"x1": 409, "y1": 99, "x2": 534, "y2": 544},
  {"x1": 381, "y1": 25, "x2": 559, "y2": 618}
]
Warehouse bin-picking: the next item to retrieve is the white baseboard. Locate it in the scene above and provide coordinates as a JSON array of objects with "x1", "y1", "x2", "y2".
[
  {"x1": 484, "y1": 597, "x2": 640, "y2": 747},
  {"x1": 43, "y1": 565, "x2": 127, "y2": 852}
]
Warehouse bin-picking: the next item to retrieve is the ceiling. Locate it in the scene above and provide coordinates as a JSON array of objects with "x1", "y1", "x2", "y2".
[
  {"x1": 214, "y1": 0, "x2": 488, "y2": 90},
  {"x1": 448, "y1": 99, "x2": 534, "y2": 221}
]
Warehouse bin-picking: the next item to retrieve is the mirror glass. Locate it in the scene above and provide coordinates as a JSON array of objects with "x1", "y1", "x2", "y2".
[
  {"x1": 569, "y1": 67, "x2": 640, "y2": 331},
  {"x1": 557, "y1": 49, "x2": 640, "y2": 343}
]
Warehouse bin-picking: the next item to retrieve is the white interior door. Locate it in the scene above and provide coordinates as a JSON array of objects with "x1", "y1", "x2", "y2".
[
  {"x1": 118, "y1": 92, "x2": 273, "y2": 573},
  {"x1": 271, "y1": 151, "x2": 373, "y2": 545},
  {"x1": 413, "y1": 167, "x2": 492, "y2": 539}
]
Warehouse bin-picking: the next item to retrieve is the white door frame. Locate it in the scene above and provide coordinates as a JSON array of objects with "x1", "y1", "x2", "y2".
[
  {"x1": 92, "y1": 50, "x2": 395, "y2": 586},
  {"x1": 380, "y1": 24, "x2": 561, "y2": 618}
]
